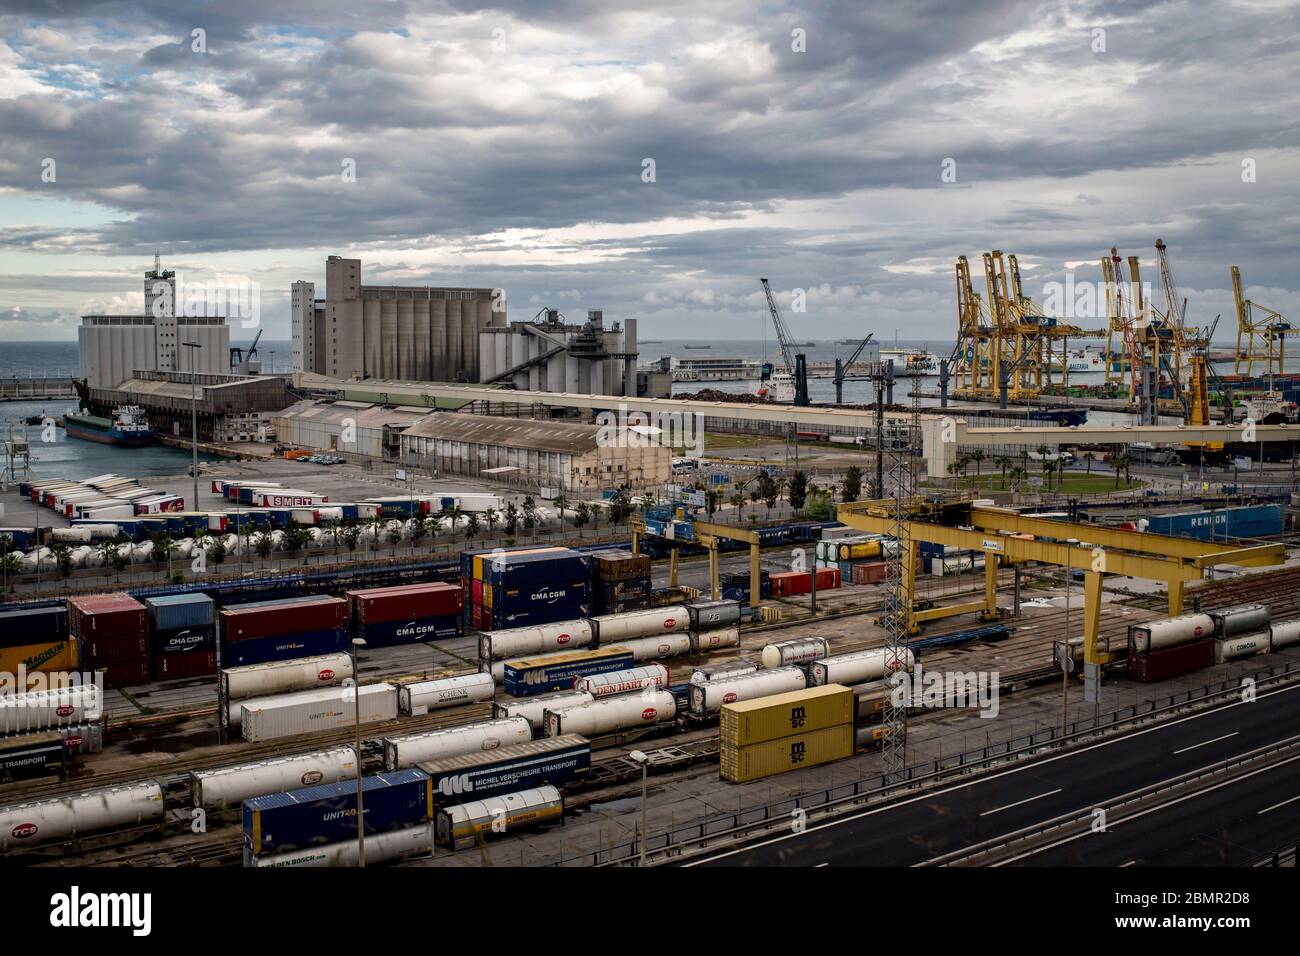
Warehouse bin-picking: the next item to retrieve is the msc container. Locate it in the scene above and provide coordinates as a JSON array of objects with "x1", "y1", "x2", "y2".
[
  {"x1": 808, "y1": 648, "x2": 916, "y2": 686},
  {"x1": 347, "y1": 582, "x2": 463, "y2": 624},
  {"x1": 219, "y1": 596, "x2": 349, "y2": 641},
  {"x1": 382, "y1": 718, "x2": 533, "y2": 770},
  {"x1": 435, "y1": 785, "x2": 564, "y2": 850},
  {"x1": 479, "y1": 620, "x2": 595, "y2": 661},
  {"x1": 416, "y1": 735, "x2": 591, "y2": 800},
  {"x1": 591, "y1": 606, "x2": 689, "y2": 644},
  {"x1": 239, "y1": 683, "x2": 398, "y2": 742},
  {"x1": 1214, "y1": 631, "x2": 1270, "y2": 663},
  {"x1": 689, "y1": 667, "x2": 807, "y2": 715},
  {"x1": 0, "y1": 782, "x2": 164, "y2": 851},
  {"x1": 191, "y1": 749, "x2": 359, "y2": 809},
  {"x1": 492, "y1": 691, "x2": 594, "y2": 732},
  {"x1": 503, "y1": 646, "x2": 635, "y2": 696},
  {"x1": 242, "y1": 769, "x2": 431, "y2": 861},
  {"x1": 1270, "y1": 618, "x2": 1300, "y2": 650},
  {"x1": 0, "y1": 685, "x2": 103, "y2": 735},
  {"x1": 220, "y1": 653, "x2": 353, "y2": 704},
  {"x1": 544, "y1": 691, "x2": 677, "y2": 737},
  {"x1": 574, "y1": 664, "x2": 671, "y2": 698},
  {"x1": 690, "y1": 627, "x2": 742, "y2": 654},
  {"x1": 1127, "y1": 638, "x2": 1214, "y2": 683},
  {"x1": 1127, "y1": 613, "x2": 1215, "y2": 654},
  {"x1": 0, "y1": 606, "x2": 67, "y2": 646},
  {"x1": 251, "y1": 822, "x2": 433, "y2": 868},
  {"x1": 1208, "y1": 603, "x2": 1270, "y2": 639},
  {"x1": 720, "y1": 723, "x2": 856, "y2": 783},
  {"x1": 720, "y1": 685, "x2": 854, "y2": 748},
  {"x1": 144, "y1": 593, "x2": 215, "y2": 630},
  {"x1": 398, "y1": 673, "x2": 495, "y2": 716},
  {"x1": 685, "y1": 598, "x2": 742, "y2": 631},
  {"x1": 0, "y1": 731, "x2": 66, "y2": 782},
  {"x1": 689, "y1": 662, "x2": 759, "y2": 685},
  {"x1": 761, "y1": 637, "x2": 830, "y2": 669}
]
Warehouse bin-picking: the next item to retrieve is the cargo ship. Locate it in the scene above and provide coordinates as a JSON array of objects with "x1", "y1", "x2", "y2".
[{"x1": 61, "y1": 406, "x2": 155, "y2": 447}]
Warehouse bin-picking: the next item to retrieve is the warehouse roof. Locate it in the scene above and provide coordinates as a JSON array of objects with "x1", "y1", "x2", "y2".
[
  {"x1": 402, "y1": 412, "x2": 605, "y2": 454},
  {"x1": 273, "y1": 400, "x2": 431, "y2": 430}
]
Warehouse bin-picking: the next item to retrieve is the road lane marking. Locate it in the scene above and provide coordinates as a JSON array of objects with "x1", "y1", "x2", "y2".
[
  {"x1": 1173, "y1": 732, "x2": 1238, "y2": 755},
  {"x1": 1258, "y1": 793, "x2": 1300, "y2": 815},
  {"x1": 685, "y1": 682, "x2": 1300, "y2": 866},
  {"x1": 978, "y1": 789, "x2": 1063, "y2": 817}
]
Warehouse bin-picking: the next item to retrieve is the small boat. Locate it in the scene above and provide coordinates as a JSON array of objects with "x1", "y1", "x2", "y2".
[
  {"x1": 683, "y1": 344, "x2": 712, "y2": 350},
  {"x1": 62, "y1": 405, "x2": 155, "y2": 447}
]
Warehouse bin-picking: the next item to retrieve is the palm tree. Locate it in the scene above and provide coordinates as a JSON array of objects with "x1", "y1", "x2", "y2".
[
  {"x1": 443, "y1": 505, "x2": 463, "y2": 538},
  {"x1": 368, "y1": 513, "x2": 385, "y2": 555},
  {"x1": 552, "y1": 495, "x2": 568, "y2": 532},
  {"x1": 483, "y1": 507, "x2": 499, "y2": 538},
  {"x1": 730, "y1": 492, "x2": 746, "y2": 520},
  {"x1": 994, "y1": 456, "x2": 1011, "y2": 485},
  {"x1": 968, "y1": 448, "x2": 985, "y2": 477},
  {"x1": 465, "y1": 513, "x2": 481, "y2": 545}
]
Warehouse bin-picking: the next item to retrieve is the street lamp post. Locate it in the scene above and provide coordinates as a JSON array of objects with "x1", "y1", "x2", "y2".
[
  {"x1": 182, "y1": 342, "x2": 203, "y2": 510},
  {"x1": 351, "y1": 636, "x2": 367, "y2": 867},
  {"x1": 629, "y1": 749, "x2": 650, "y2": 866}
]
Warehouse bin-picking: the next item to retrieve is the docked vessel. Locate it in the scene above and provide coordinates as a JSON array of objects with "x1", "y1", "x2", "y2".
[
  {"x1": 1242, "y1": 391, "x2": 1299, "y2": 425},
  {"x1": 62, "y1": 406, "x2": 155, "y2": 447},
  {"x1": 671, "y1": 355, "x2": 763, "y2": 383},
  {"x1": 752, "y1": 372, "x2": 796, "y2": 403},
  {"x1": 880, "y1": 348, "x2": 941, "y2": 376},
  {"x1": 1065, "y1": 347, "x2": 1107, "y2": 373}
]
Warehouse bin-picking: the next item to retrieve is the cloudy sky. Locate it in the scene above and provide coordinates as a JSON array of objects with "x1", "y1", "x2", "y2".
[{"x1": 0, "y1": 0, "x2": 1297, "y2": 346}]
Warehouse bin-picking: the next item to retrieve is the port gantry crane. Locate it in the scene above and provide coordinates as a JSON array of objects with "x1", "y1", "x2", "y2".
[
  {"x1": 831, "y1": 330, "x2": 878, "y2": 404},
  {"x1": 1232, "y1": 264, "x2": 1292, "y2": 377},
  {"x1": 759, "y1": 278, "x2": 810, "y2": 408}
]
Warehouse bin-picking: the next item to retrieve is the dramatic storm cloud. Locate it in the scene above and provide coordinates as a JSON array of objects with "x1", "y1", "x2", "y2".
[{"x1": 0, "y1": 0, "x2": 1296, "y2": 342}]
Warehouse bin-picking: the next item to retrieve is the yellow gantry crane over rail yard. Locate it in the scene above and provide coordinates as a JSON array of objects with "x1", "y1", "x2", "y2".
[{"x1": 1232, "y1": 264, "x2": 1292, "y2": 377}]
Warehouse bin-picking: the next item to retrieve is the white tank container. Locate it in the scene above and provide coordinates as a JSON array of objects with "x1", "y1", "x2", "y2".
[
  {"x1": 1128, "y1": 613, "x2": 1215, "y2": 654},
  {"x1": 575, "y1": 664, "x2": 671, "y2": 698},
  {"x1": 545, "y1": 690, "x2": 677, "y2": 737},
  {"x1": 398, "y1": 673, "x2": 495, "y2": 715},
  {"x1": 1209, "y1": 603, "x2": 1270, "y2": 639},
  {"x1": 382, "y1": 717, "x2": 532, "y2": 770},
  {"x1": 0, "y1": 685, "x2": 103, "y2": 734},
  {"x1": 689, "y1": 662, "x2": 759, "y2": 685},
  {"x1": 240, "y1": 683, "x2": 398, "y2": 742},
  {"x1": 479, "y1": 620, "x2": 595, "y2": 661},
  {"x1": 688, "y1": 667, "x2": 806, "y2": 715},
  {"x1": 592, "y1": 607, "x2": 689, "y2": 644},
  {"x1": 690, "y1": 627, "x2": 742, "y2": 653},
  {"x1": 436, "y1": 786, "x2": 562, "y2": 848},
  {"x1": 1214, "y1": 631, "x2": 1271, "y2": 663},
  {"x1": 190, "y1": 749, "x2": 358, "y2": 809},
  {"x1": 0, "y1": 782, "x2": 164, "y2": 851},
  {"x1": 1270, "y1": 618, "x2": 1300, "y2": 650},
  {"x1": 808, "y1": 648, "x2": 916, "y2": 686},
  {"x1": 492, "y1": 691, "x2": 594, "y2": 731},
  {"x1": 619, "y1": 633, "x2": 693, "y2": 662},
  {"x1": 761, "y1": 637, "x2": 830, "y2": 669},
  {"x1": 252, "y1": 822, "x2": 433, "y2": 868},
  {"x1": 220, "y1": 653, "x2": 353, "y2": 706}
]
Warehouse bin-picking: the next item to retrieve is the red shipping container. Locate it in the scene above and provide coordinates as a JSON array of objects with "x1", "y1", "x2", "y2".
[
  {"x1": 348, "y1": 582, "x2": 463, "y2": 625},
  {"x1": 68, "y1": 593, "x2": 147, "y2": 640},
  {"x1": 154, "y1": 651, "x2": 217, "y2": 681},
  {"x1": 471, "y1": 579, "x2": 483, "y2": 606},
  {"x1": 91, "y1": 658, "x2": 152, "y2": 689},
  {"x1": 1127, "y1": 639, "x2": 1214, "y2": 683},
  {"x1": 78, "y1": 632, "x2": 149, "y2": 665},
  {"x1": 219, "y1": 596, "x2": 348, "y2": 642},
  {"x1": 816, "y1": 568, "x2": 841, "y2": 590},
  {"x1": 851, "y1": 561, "x2": 888, "y2": 585},
  {"x1": 770, "y1": 569, "x2": 841, "y2": 597}
]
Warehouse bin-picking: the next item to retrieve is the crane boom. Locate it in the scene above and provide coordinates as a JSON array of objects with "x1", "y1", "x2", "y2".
[{"x1": 760, "y1": 278, "x2": 798, "y2": 372}]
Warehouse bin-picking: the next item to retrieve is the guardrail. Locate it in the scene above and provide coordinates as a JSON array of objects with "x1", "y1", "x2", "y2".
[
  {"x1": 543, "y1": 658, "x2": 1300, "y2": 867},
  {"x1": 1240, "y1": 840, "x2": 1299, "y2": 867}
]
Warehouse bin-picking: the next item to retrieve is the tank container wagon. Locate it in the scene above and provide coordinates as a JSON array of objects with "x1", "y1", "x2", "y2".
[
  {"x1": 689, "y1": 668, "x2": 807, "y2": 716},
  {"x1": 807, "y1": 648, "x2": 916, "y2": 687},
  {"x1": 544, "y1": 691, "x2": 678, "y2": 737},
  {"x1": 435, "y1": 785, "x2": 564, "y2": 850},
  {"x1": 416, "y1": 735, "x2": 591, "y2": 800},
  {"x1": 398, "y1": 673, "x2": 495, "y2": 716},
  {"x1": 383, "y1": 718, "x2": 533, "y2": 770},
  {"x1": 574, "y1": 664, "x2": 671, "y2": 699},
  {"x1": 191, "y1": 749, "x2": 360, "y2": 810},
  {"x1": 0, "y1": 781, "x2": 164, "y2": 851}
]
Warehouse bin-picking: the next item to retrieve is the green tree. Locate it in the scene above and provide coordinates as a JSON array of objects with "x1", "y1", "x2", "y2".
[
  {"x1": 368, "y1": 513, "x2": 386, "y2": 555},
  {"x1": 842, "y1": 465, "x2": 863, "y2": 502},
  {"x1": 465, "y1": 513, "x2": 481, "y2": 545},
  {"x1": 788, "y1": 471, "x2": 809, "y2": 511},
  {"x1": 443, "y1": 505, "x2": 463, "y2": 538},
  {"x1": 254, "y1": 530, "x2": 274, "y2": 566},
  {"x1": 552, "y1": 495, "x2": 568, "y2": 532},
  {"x1": 968, "y1": 448, "x2": 985, "y2": 477},
  {"x1": 573, "y1": 501, "x2": 590, "y2": 529},
  {"x1": 504, "y1": 502, "x2": 520, "y2": 535},
  {"x1": 729, "y1": 492, "x2": 745, "y2": 520},
  {"x1": 385, "y1": 521, "x2": 403, "y2": 555},
  {"x1": 208, "y1": 536, "x2": 227, "y2": 566},
  {"x1": 994, "y1": 456, "x2": 1011, "y2": 483},
  {"x1": 341, "y1": 524, "x2": 361, "y2": 555},
  {"x1": 410, "y1": 514, "x2": 429, "y2": 550},
  {"x1": 482, "y1": 507, "x2": 499, "y2": 537},
  {"x1": 51, "y1": 542, "x2": 73, "y2": 580}
]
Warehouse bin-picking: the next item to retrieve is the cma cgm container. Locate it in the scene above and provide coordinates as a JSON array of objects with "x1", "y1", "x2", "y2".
[
  {"x1": 220, "y1": 596, "x2": 348, "y2": 641},
  {"x1": 1127, "y1": 638, "x2": 1214, "y2": 683},
  {"x1": 720, "y1": 685, "x2": 855, "y2": 748},
  {"x1": 144, "y1": 593, "x2": 214, "y2": 631},
  {"x1": 478, "y1": 549, "x2": 593, "y2": 630},
  {"x1": 347, "y1": 582, "x2": 463, "y2": 649},
  {"x1": 720, "y1": 723, "x2": 856, "y2": 783},
  {"x1": 1144, "y1": 504, "x2": 1283, "y2": 542},
  {"x1": 416, "y1": 735, "x2": 591, "y2": 800},
  {"x1": 240, "y1": 683, "x2": 399, "y2": 742},
  {"x1": 503, "y1": 646, "x2": 635, "y2": 696},
  {"x1": 590, "y1": 550, "x2": 652, "y2": 581},
  {"x1": 242, "y1": 768, "x2": 431, "y2": 862}
]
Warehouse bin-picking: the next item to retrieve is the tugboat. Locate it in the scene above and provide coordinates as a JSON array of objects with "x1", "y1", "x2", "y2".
[{"x1": 62, "y1": 405, "x2": 155, "y2": 447}]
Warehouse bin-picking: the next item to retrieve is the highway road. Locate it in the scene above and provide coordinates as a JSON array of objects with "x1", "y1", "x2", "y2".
[{"x1": 688, "y1": 681, "x2": 1300, "y2": 867}]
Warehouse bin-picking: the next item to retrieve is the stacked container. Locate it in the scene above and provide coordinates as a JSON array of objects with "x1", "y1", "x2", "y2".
[
  {"x1": 68, "y1": 593, "x2": 149, "y2": 688},
  {"x1": 0, "y1": 606, "x2": 75, "y2": 678},
  {"x1": 719, "y1": 569, "x2": 771, "y2": 604},
  {"x1": 145, "y1": 593, "x2": 216, "y2": 681},
  {"x1": 719, "y1": 685, "x2": 856, "y2": 783},
  {"x1": 218, "y1": 596, "x2": 349, "y2": 668},
  {"x1": 465, "y1": 547, "x2": 592, "y2": 631},
  {"x1": 589, "y1": 550, "x2": 652, "y2": 615},
  {"x1": 769, "y1": 568, "x2": 841, "y2": 597},
  {"x1": 347, "y1": 582, "x2": 462, "y2": 648}
]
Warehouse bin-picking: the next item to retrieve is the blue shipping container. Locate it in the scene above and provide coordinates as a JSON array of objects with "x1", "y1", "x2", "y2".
[
  {"x1": 422, "y1": 740, "x2": 590, "y2": 800},
  {"x1": 145, "y1": 593, "x2": 215, "y2": 630},
  {"x1": 357, "y1": 614, "x2": 461, "y2": 648},
  {"x1": 220, "y1": 628, "x2": 348, "y2": 667},
  {"x1": 1146, "y1": 504, "x2": 1283, "y2": 542},
  {"x1": 243, "y1": 769, "x2": 431, "y2": 861},
  {"x1": 0, "y1": 606, "x2": 67, "y2": 648},
  {"x1": 152, "y1": 624, "x2": 217, "y2": 655},
  {"x1": 503, "y1": 648, "x2": 635, "y2": 696}
]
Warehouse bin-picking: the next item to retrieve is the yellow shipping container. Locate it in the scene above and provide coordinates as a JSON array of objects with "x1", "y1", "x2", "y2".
[
  {"x1": 720, "y1": 684, "x2": 854, "y2": 747},
  {"x1": 0, "y1": 640, "x2": 78, "y2": 676},
  {"x1": 483, "y1": 584, "x2": 493, "y2": 609},
  {"x1": 720, "y1": 723, "x2": 855, "y2": 783},
  {"x1": 839, "y1": 540, "x2": 882, "y2": 562}
]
